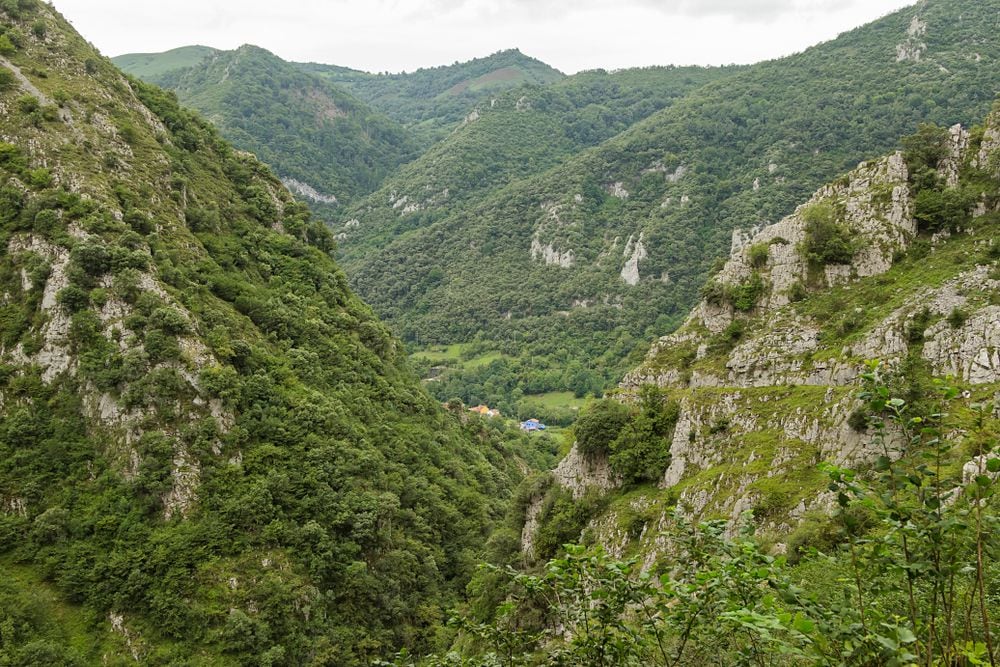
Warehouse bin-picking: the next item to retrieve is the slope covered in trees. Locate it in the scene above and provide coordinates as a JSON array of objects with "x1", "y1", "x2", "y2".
[
  {"x1": 116, "y1": 44, "x2": 418, "y2": 206},
  {"x1": 342, "y1": 0, "x2": 1000, "y2": 411},
  {"x1": 414, "y1": 99, "x2": 1000, "y2": 667},
  {"x1": 299, "y1": 48, "x2": 566, "y2": 146},
  {"x1": 0, "y1": 3, "x2": 549, "y2": 664}
]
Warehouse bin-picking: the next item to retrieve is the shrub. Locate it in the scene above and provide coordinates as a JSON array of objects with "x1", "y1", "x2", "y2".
[
  {"x1": 748, "y1": 242, "x2": 770, "y2": 268},
  {"x1": 16, "y1": 94, "x2": 39, "y2": 114},
  {"x1": 70, "y1": 242, "x2": 111, "y2": 277},
  {"x1": 0, "y1": 35, "x2": 14, "y2": 56},
  {"x1": 913, "y1": 187, "x2": 973, "y2": 233},
  {"x1": 574, "y1": 399, "x2": 631, "y2": 459},
  {"x1": 56, "y1": 285, "x2": 88, "y2": 313},
  {"x1": 730, "y1": 271, "x2": 765, "y2": 312},
  {"x1": 902, "y1": 123, "x2": 949, "y2": 191},
  {"x1": 608, "y1": 388, "x2": 679, "y2": 484},
  {"x1": 700, "y1": 279, "x2": 727, "y2": 306},
  {"x1": 0, "y1": 66, "x2": 14, "y2": 91},
  {"x1": 787, "y1": 281, "x2": 808, "y2": 302},
  {"x1": 946, "y1": 307, "x2": 967, "y2": 329},
  {"x1": 802, "y1": 202, "x2": 854, "y2": 265}
]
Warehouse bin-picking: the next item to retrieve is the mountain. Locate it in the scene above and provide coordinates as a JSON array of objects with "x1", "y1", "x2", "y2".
[
  {"x1": 299, "y1": 48, "x2": 566, "y2": 146},
  {"x1": 115, "y1": 45, "x2": 418, "y2": 206},
  {"x1": 532, "y1": 108, "x2": 1000, "y2": 553},
  {"x1": 340, "y1": 0, "x2": 1000, "y2": 414},
  {"x1": 336, "y1": 64, "x2": 738, "y2": 264},
  {"x1": 0, "y1": 3, "x2": 549, "y2": 664},
  {"x1": 453, "y1": 101, "x2": 1000, "y2": 667},
  {"x1": 111, "y1": 45, "x2": 218, "y2": 80}
]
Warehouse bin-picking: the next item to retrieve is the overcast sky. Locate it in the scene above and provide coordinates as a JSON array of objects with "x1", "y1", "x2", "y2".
[{"x1": 54, "y1": 0, "x2": 916, "y2": 74}]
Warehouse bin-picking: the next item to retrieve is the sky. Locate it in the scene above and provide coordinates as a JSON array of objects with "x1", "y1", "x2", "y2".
[{"x1": 54, "y1": 0, "x2": 917, "y2": 74}]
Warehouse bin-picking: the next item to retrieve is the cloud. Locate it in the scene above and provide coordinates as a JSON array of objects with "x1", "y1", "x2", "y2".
[{"x1": 399, "y1": 0, "x2": 859, "y2": 22}]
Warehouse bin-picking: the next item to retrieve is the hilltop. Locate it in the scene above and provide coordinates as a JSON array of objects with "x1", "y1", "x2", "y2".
[
  {"x1": 115, "y1": 44, "x2": 418, "y2": 206},
  {"x1": 299, "y1": 48, "x2": 565, "y2": 146}
]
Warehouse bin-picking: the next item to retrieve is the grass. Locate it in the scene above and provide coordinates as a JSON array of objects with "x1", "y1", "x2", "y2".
[
  {"x1": 522, "y1": 391, "x2": 589, "y2": 411},
  {"x1": 410, "y1": 342, "x2": 508, "y2": 372},
  {"x1": 2, "y1": 557, "x2": 116, "y2": 660}
]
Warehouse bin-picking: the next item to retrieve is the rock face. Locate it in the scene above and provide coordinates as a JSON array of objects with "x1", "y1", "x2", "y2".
[
  {"x1": 620, "y1": 232, "x2": 648, "y2": 285},
  {"x1": 530, "y1": 111, "x2": 1000, "y2": 562},
  {"x1": 281, "y1": 177, "x2": 338, "y2": 205},
  {"x1": 531, "y1": 234, "x2": 575, "y2": 268}
]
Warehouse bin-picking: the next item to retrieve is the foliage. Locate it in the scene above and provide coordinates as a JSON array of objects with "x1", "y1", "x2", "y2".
[
  {"x1": 339, "y1": 0, "x2": 1000, "y2": 411},
  {"x1": 406, "y1": 366, "x2": 1000, "y2": 666},
  {"x1": 607, "y1": 386, "x2": 679, "y2": 485},
  {"x1": 0, "y1": 8, "x2": 550, "y2": 664},
  {"x1": 574, "y1": 399, "x2": 631, "y2": 459},
  {"x1": 802, "y1": 201, "x2": 855, "y2": 266}
]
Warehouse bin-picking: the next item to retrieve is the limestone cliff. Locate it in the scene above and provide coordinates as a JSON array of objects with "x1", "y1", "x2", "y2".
[{"x1": 522, "y1": 107, "x2": 1000, "y2": 563}]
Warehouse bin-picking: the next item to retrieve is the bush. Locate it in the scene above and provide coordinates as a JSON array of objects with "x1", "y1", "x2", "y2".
[
  {"x1": 913, "y1": 187, "x2": 973, "y2": 233},
  {"x1": 729, "y1": 272, "x2": 765, "y2": 312},
  {"x1": 802, "y1": 202, "x2": 854, "y2": 265},
  {"x1": 902, "y1": 123, "x2": 949, "y2": 191},
  {"x1": 748, "y1": 242, "x2": 770, "y2": 268},
  {"x1": 608, "y1": 388, "x2": 679, "y2": 484},
  {"x1": 0, "y1": 66, "x2": 15, "y2": 91},
  {"x1": 574, "y1": 399, "x2": 631, "y2": 459},
  {"x1": 56, "y1": 285, "x2": 89, "y2": 313},
  {"x1": 16, "y1": 94, "x2": 39, "y2": 114},
  {"x1": 946, "y1": 307, "x2": 968, "y2": 329}
]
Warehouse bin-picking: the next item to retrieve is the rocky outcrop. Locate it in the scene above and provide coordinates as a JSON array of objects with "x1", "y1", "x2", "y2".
[
  {"x1": 568, "y1": 115, "x2": 1000, "y2": 560},
  {"x1": 551, "y1": 444, "x2": 618, "y2": 499},
  {"x1": 281, "y1": 178, "x2": 338, "y2": 205},
  {"x1": 620, "y1": 232, "x2": 647, "y2": 285},
  {"x1": 531, "y1": 235, "x2": 574, "y2": 268}
]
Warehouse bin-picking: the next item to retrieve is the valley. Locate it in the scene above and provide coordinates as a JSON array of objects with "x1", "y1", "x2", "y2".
[{"x1": 1, "y1": 0, "x2": 999, "y2": 664}]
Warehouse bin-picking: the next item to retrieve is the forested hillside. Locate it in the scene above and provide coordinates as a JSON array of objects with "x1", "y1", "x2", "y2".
[
  {"x1": 343, "y1": 0, "x2": 1000, "y2": 413},
  {"x1": 419, "y1": 97, "x2": 1000, "y2": 667},
  {"x1": 116, "y1": 44, "x2": 418, "y2": 206},
  {"x1": 299, "y1": 49, "x2": 565, "y2": 146},
  {"x1": 0, "y1": 3, "x2": 550, "y2": 664},
  {"x1": 336, "y1": 64, "x2": 738, "y2": 270}
]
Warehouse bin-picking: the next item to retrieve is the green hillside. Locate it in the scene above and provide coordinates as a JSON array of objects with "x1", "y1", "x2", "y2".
[
  {"x1": 336, "y1": 64, "x2": 736, "y2": 262},
  {"x1": 119, "y1": 45, "x2": 418, "y2": 205},
  {"x1": 0, "y1": 3, "x2": 549, "y2": 664},
  {"x1": 111, "y1": 45, "x2": 217, "y2": 80},
  {"x1": 421, "y1": 97, "x2": 1000, "y2": 667},
  {"x1": 299, "y1": 48, "x2": 566, "y2": 146},
  {"x1": 343, "y1": 0, "x2": 1000, "y2": 414}
]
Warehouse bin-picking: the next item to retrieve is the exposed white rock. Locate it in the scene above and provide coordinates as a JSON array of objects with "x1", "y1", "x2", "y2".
[
  {"x1": 552, "y1": 444, "x2": 619, "y2": 499},
  {"x1": 281, "y1": 178, "x2": 337, "y2": 205},
  {"x1": 620, "y1": 232, "x2": 648, "y2": 286},
  {"x1": 896, "y1": 16, "x2": 928, "y2": 62},
  {"x1": 520, "y1": 495, "x2": 544, "y2": 559},
  {"x1": 923, "y1": 306, "x2": 1000, "y2": 384},
  {"x1": 608, "y1": 182, "x2": 629, "y2": 199},
  {"x1": 530, "y1": 235, "x2": 574, "y2": 268},
  {"x1": 163, "y1": 446, "x2": 200, "y2": 521},
  {"x1": 940, "y1": 124, "x2": 970, "y2": 188}
]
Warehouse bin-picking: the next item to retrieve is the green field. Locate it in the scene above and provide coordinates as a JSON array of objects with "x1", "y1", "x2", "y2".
[
  {"x1": 410, "y1": 343, "x2": 507, "y2": 369},
  {"x1": 520, "y1": 391, "x2": 589, "y2": 411}
]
